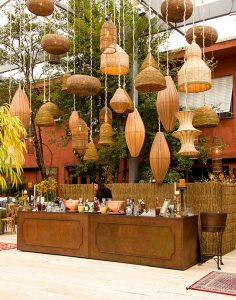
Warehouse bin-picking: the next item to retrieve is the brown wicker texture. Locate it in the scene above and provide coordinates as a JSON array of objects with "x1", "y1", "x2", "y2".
[
  {"x1": 192, "y1": 105, "x2": 219, "y2": 128},
  {"x1": 125, "y1": 108, "x2": 145, "y2": 157},
  {"x1": 41, "y1": 34, "x2": 70, "y2": 55},
  {"x1": 178, "y1": 41, "x2": 212, "y2": 93},
  {"x1": 124, "y1": 90, "x2": 135, "y2": 114},
  {"x1": 26, "y1": 0, "x2": 54, "y2": 17},
  {"x1": 140, "y1": 52, "x2": 158, "y2": 71},
  {"x1": 42, "y1": 102, "x2": 60, "y2": 119},
  {"x1": 98, "y1": 122, "x2": 113, "y2": 146},
  {"x1": 35, "y1": 105, "x2": 54, "y2": 127},
  {"x1": 84, "y1": 141, "x2": 99, "y2": 161},
  {"x1": 72, "y1": 130, "x2": 88, "y2": 154},
  {"x1": 69, "y1": 111, "x2": 79, "y2": 135},
  {"x1": 110, "y1": 88, "x2": 131, "y2": 113},
  {"x1": 157, "y1": 76, "x2": 179, "y2": 131},
  {"x1": 135, "y1": 66, "x2": 166, "y2": 93},
  {"x1": 49, "y1": 54, "x2": 60, "y2": 65},
  {"x1": 100, "y1": 19, "x2": 117, "y2": 53},
  {"x1": 10, "y1": 88, "x2": 30, "y2": 129},
  {"x1": 100, "y1": 44, "x2": 129, "y2": 75},
  {"x1": 186, "y1": 26, "x2": 218, "y2": 48},
  {"x1": 99, "y1": 106, "x2": 112, "y2": 125},
  {"x1": 161, "y1": 0, "x2": 193, "y2": 23},
  {"x1": 61, "y1": 73, "x2": 71, "y2": 91},
  {"x1": 150, "y1": 132, "x2": 170, "y2": 183},
  {"x1": 67, "y1": 74, "x2": 101, "y2": 96}
]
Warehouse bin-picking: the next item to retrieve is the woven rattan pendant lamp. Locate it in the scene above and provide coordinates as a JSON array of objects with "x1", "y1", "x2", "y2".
[
  {"x1": 140, "y1": 52, "x2": 158, "y2": 71},
  {"x1": 10, "y1": 88, "x2": 30, "y2": 129},
  {"x1": 161, "y1": 0, "x2": 193, "y2": 23},
  {"x1": 186, "y1": 26, "x2": 218, "y2": 48},
  {"x1": 26, "y1": 0, "x2": 54, "y2": 17},
  {"x1": 42, "y1": 102, "x2": 60, "y2": 119},
  {"x1": 67, "y1": 74, "x2": 101, "y2": 97},
  {"x1": 61, "y1": 73, "x2": 71, "y2": 91},
  {"x1": 98, "y1": 122, "x2": 113, "y2": 146},
  {"x1": 100, "y1": 17, "x2": 117, "y2": 54},
  {"x1": 35, "y1": 104, "x2": 54, "y2": 127},
  {"x1": 110, "y1": 87, "x2": 131, "y2": 114},
  {"x1": 99, "y1": 106, "x2": 112, "y2": 125},
  {"x1": 192, "y1": 105, "x2": 219, "y2": 128},
  {"x1": 41, "y1": 34, "x2": 70, "y2": 55}
]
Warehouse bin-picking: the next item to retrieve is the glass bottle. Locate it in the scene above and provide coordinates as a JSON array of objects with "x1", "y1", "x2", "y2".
[
  {"x1": 126, "y1": 199, "x2": 132, "y2": 216},
  {"x1": 94, "y1": 197, "x2": 99, "y2": 213},
  {"x1": 140, "y1": 198, "x2": 145, "y2": 215},
  {"x1": 84, "y1": 199, "x2": 90, "y2": 212}
]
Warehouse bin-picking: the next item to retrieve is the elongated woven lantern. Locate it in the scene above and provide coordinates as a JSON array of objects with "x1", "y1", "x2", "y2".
[
  {"x1": 100, "y1": 19, "x2": 117, "y2": 53},
  {"x1": 10, "y1": 88, "x2": 30, "y2": 129},
  {"x1": 61, "y1": 73, "x2": 71, "y2": 91},
  {"x1": 140, "y1": 52, "x2": 158, "y2": 71},
  {"x1": 98, "y1": 122, "x2": 113, "y2": 146},
  {"x1": 192, "y1": 105, "x2": 219, "y2": 128},
  {"x1": 125, "y1": 108, "x2": 145, "y2": 157},
  {"x1": 110, "y1": 88, "x2": 131, "y2": 114},
  {"x1": 157, "y1": 76, "x2": 179, "y2": 131},
  {"x1": 69, "y1": 111, "x2": 80, "y2": 135},
  {"x1": 186, "y1": 26, "x2": 218, "y2": 48},
  {"x1": 161, "y1": 0, "x2": 193, "y2": 23},
  {"x1": 41, "y1": 34, "x2": 70, "y2": 55},
  {"x1": 84, "y1": 141, "x2": 99, "y2": 161},
  {"x1": 67, "y1": 75, "x2": 101, "y2": 96},
  {"x1": 35, "y1": 105, "x2": 54, "y2": 127},
  {"x1": 100, "y1": 44, "x2": 129, "y2": 75},
  {"x1": 26, "y1": 0, "x2": 54, "y2": 16},
  {"x1": 99, "y1": 106, "x2": 112, "y2": 125},
  {"x1": 150, "y1": 132, "x2": 170, "y2": 183},
  {"x1": 42, "y1": 102, "x2": 60, "y2": 119},
  {"x1": 178, "y1": 41, "x2": 212, "y2": 93}
]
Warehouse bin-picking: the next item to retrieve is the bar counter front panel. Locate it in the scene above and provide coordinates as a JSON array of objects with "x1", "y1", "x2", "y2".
[{"x1": 17, "y1": 212, "x2": 199, "y2": 270}]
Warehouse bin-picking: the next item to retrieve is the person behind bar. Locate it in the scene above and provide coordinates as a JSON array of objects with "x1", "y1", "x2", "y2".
[{"x1": 93, "y1": 179, "x2": 112, "y2": 203}]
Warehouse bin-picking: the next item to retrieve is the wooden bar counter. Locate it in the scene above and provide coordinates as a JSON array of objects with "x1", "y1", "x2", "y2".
[{"x1": 17, "y1": 211, "x2": 199, "y2": 270}]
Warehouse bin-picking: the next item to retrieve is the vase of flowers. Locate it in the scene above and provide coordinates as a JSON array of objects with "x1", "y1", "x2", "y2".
[{"x1": 37, "y1": 179, "x2": 57, "y2": 204}]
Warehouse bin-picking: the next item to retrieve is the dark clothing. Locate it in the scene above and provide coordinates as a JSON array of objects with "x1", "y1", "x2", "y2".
[{"x1": 96, "y1": 188, "x2": 112, "y2": 203}]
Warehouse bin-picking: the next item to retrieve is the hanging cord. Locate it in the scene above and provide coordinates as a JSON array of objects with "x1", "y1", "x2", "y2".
[
  {"x1": 165, "y1": 0, "x2": 169, "y2": 76},
  {"x1": 148, "y1": 0, "x2": 152, "y2": 66},
  {"x1": 192, "y1": 0, "x2": 195, "y2": 41},
  {"x1": 132, "y1": 0, "x2": 135, "y2": 105},
  {"x1": 89, "y1": 0, "x2": 93, "y2": 141},
  {"x1": 118, "y1": 0, "x2": 121, "y2": 88},
  {"x1": 122, "y1": 0, "x2": 126, "y2": 89},
  {"x1": 73, "y1": 0, "x2": 76, "y2": 110},
  {"x1": 18, "y1": 0, "x2": 22, "y2": 88},
  {"x1": 113, "y1": 0, "x2": 116, "y2": 23},
  {"x1": 104, "y1": 0, "x2": 108, "y2": 122},
  {"x1": 158, "y1": 118, "x2": 161, "y2": 133},
  {"x1": 81, "y1": 0, "x2": 85, "y2": 72},
  {"x1": 66, "y1": 0, "x2": 69, "y2": 73},
  {"x1": 8, "y1": 12, "x2": 12, "y2": 104},
  {"x1": 201, "y1": 0, "x2": 206, "y2": 61},
  {"x1": 156, "y1": 13, "x2": 160, "y2": 69},
  {"x1": 29, "y1": 20, "x2": 32, "y2": 127},
  {"x1": 105, "y1": 0, "x2": 107, "y2": 19},
  {"x1": 183, "y1": 0, "x2": 188, "y2": 110},
  {"x1": 22, "y1": 2, "x2": 26, "y2": 90},
  {"x1": 43, "y1": 22, "x2": 46, "y2": 104}
]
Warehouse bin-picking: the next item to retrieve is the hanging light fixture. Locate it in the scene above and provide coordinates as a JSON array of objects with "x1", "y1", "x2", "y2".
[
  {"x1": 26, "y1": 0, "x2": 54, "y2": 17},
  {"x1": 61, "y1": 73, "x2": 71, "y2": 91},
  {"x1": 67, "y1": 74, "x2": 101, "y2": 96},
  {"x1": 211, "y1": 136, "x2": 224, "y2": 173},
  {"x1": 140, "y1": 52, "x2": 158, "y2": 71},
  {"x1": 42, "y1": 102, "x2": 60, "y2": 120},
  {"x1": 192, "y1": 105, "x2": 219, "y2": 128},
  {"x1": 35, "y1": 105, "x2": 54, "y2": 127},
  {"x1": 99, "y1": 106, "x2": 112, "y2": 125},
  {"x1": 161, "y1": 0, "x2": 193, "y2": 23},
  {"x1": 98, "y1": 122, "x2": 113, "y2": 146},
  {"x1": 100, "y1": 16, "x2": 117, "y2": 54},
  {"x1": 41, "y1": 34, "x2": 70, "y2": 55},
  {"x1": 186, "y1": 25, "x2": 218, "y2": 47},
  {"x1": 110, "y1": 87, "x2": 131, "y2": 114}
]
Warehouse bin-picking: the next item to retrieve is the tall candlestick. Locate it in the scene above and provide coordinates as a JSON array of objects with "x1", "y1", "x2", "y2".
[{"x1": 174, "y1": 182, "x2": 176, "y2": 194}]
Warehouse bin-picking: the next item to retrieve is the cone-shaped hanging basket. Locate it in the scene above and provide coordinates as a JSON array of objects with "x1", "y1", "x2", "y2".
[
  {"x1": 140, "y1": 52, "x2": 158, "y2": 71},
  {"x1": 157, "y1": 76, "x2": 179, "y2": 131},
  {"x1": 35, "y1": 105, "x2": 54, "y2": 127},
  {"x1": 125, "y1": 108, "x2": 145, "y2": 157},
  {"x1": 100, "y1": 19, "x2": 117, "y2": 53},
  {"x1": 135, "y1": 66, "x2": 166, "y2": 93},
  {"x1": 110, "y1": 88, "x2": 132, "y2": 113},
  {"x1": 99, "y1": 106, "x2": 112, "y2": 125},
  {"x1": 67, "y1": 75, "x2": 101, "y2": 96},
  {"x1": 150, "y1": 132, "x2": 170, "y2": 183},
  {"x1": 193, "y1": 105, "x2": 219, "y2": 128},
  {"x1": 10, "y1": 87, "x2": 30, "y2": 129},
  {"x1": 84, "y1": 141, "x2": 99, "y2": 161},
  {"x1": 42, "y1": 102, "x2": 60, "y2": 119},
  {"x1": 186, "y1": 26, "x2": 218, "y2": 48},
  {"x1": 61, "y1": 73, "x2": 71, "y2": 91},
  {"x1": 41, "y1": 34, "x2": 70, "y2": 55},
  {"x1": 172, "y1": 130, "x2": 201, "y2": 157},
  {"x1": 26, "y1": 0, "x2": 54, "y2": 16},
  {"x1": 98, "y1": 122, "x2": 113, "y2": 146},
  {"x1": 161, "y1": 0, "x2": 193, "y2": 23},
  {"x1": 178, "y1": 41, "x2": 212, "y2": 93}
]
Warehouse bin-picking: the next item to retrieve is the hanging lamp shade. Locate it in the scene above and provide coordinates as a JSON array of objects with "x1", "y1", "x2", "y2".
[
  {"x1": 61, "y1": 73, "x2": 71, "y2": 91},
  {"x1": 49, "y1": 54, "x2": 60, "y2": 65},
  {"x1": 135, "y1": 66, "x2": 166, "y2": 93},
  {"x1": 110, "y1": 88, "x2": 132, "y2": 113},
  {"x1": 100, "y1": 44, "x2": 129, "y2": 75},
  {"x1": 41, "y1": 34, "x2": 70, "y2": 55},
  {"x1": 192, "y1": 105, "x2": 219, "y2": 128},
  {"x1": 161, "y1": 0, "x2": 193, "y2": 23},
  {"x1": 175, "y1": 110, "x2": 197, "y2": 131},
  {"x1": 72, "y1": 135, "x2": 88, "y2": 157},
  {"x1": 42, "y1": 102, "x2": 60, "y2": 119},
  {"x1": 10, "y1": 87, "x2": 30, "y2": 129},
  {"x1": 98, "y1": 122, "x2": 113, "y2": 146},
  {"x1": 67, "y1": 75, "x2": 101, "y2": 96},
  {"x1": 26, "y1": 0, "x2": 54, "y2": 17},
  {"x1": 100, "y1": 19, "x2": 117, "y2": 53},
  {"x1": 172, "y1": 130, "x2": 201, "y2": 157},
  {"x1": 140, "y1": 52, "x2": 158, "y2": 71},
  {"x1": 178, "y1": 41, "x2": 212, "y2": 93},
  {"x1": 186, "y1": 26, "x2": 218, "y2": 48},
  {"x1": 125, "y1": 108, "x2": 145, "y2": 157},
  {"x1": 157, "y1": 76, "x2": 179, "y2": 131},
  {"x1": 99, "y1": 106, "x2": 112, "y2": 125},
  {"x1": 84, "y1": 141, "x2": 99, "y2": 161},
  {"x1": 69, "y1": 111, "x2": 80, "y2": 135},
  {"x1": 150, "y1": 132, "x2": 170, "y2": 183},
  {"x1": 35, "y1": 105, "x2": 54, "y2": 127}
]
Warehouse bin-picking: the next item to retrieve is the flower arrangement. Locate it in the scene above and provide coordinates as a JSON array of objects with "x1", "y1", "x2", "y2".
[{"x1": 37, "y1": 179, "x2": 57, "y2": 202}]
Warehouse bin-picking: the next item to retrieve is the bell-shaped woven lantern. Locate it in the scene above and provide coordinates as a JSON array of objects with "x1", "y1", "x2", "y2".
[
  {"x1": 125, "y1": 108, "x2": 145, "y2": 157},
  {"x1": 67, "y1": 75, "x2": 101, "y2": 96},
  {"x1": 98, "y1": 122, "x2": 113, "y2": 146},
  {"x1": 61, "y1": 73, "x2": 71, "y2": 91},
  {"x1": 35, "y1": 105, "x2": 54, "y2": 127},
  {"x1": 150, "y1": 132, "x2": 170, "y2": 183},
  {"x1": 135, "y1": 66, "x2": 166, "y2": 93},
  {"x1": 84, "y1": 141, "x2": 99, "y2": 161},
  {"x1": 157, "y1": 76, "x2": 179, "y2": 131},
  {"x1": 100, "y1": 44, "x2": 129, "y2": 75},
  {"x1": 42, "y1": 102, "x2": 60, "y2": 119},
  {"x1": 99, "y1": 106, "x2": 112, "y2": 125},
  {"x1": 140, "y1": 52, "x2": 158, "y2": 71},
  {"x1": 100, "y1": 19, "x2": 117, "y2": 53},
  {"x1": 186, "y1": 26, "x2": 218, "y2": 48},
  {"x1": 26, "y1": 0, "x2": 54, "y2": 16},
  {"x1": 72, "y1": 135, "x2": 88, "y2": 158},
  {"x1": 10, "y1": 87, "x2": 30, "y2": 129},
  {"x1": 192, "y1": 105, "x2": 219, "y2": 128},
  {"x1": 49, "y1": 54, "x2": 60, "y2": 65},
  {"x1": 178, "y1": 41, "x2": 212, "y2": 93},
  {"x1": 41, "y1": 34, "x2": 70, "y2": 55},
  {"x1": 161, "y1": 0, "x2": 193, "y2": 23},
  {"x1": 110, "y1": 88, "x2": 132, "y2": 114}
]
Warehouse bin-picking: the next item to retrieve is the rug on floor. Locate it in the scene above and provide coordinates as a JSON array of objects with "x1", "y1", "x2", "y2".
[
  {"x1": 0, "y1": 242, "x2": 17, "y2": 251},
  {"x1": 187, "y1": 271, "x2": 236, "y2": 296}
]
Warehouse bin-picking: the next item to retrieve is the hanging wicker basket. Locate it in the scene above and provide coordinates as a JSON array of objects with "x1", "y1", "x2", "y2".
[
  {"x1": 84, "y1": 141, "x2": 99, "y2": 161},
  {"x1": 175, "y1": 110, "x2": 197, "y2": 131},
  {"x1": 72, "y1": 134, "x2": 88, "y2": 157},
  {"x1": 99, "y1": 106, "x2": 113, "y2": 125},
  {"x1": 186, "y1": 26, "x2": 218, "y2": 47},
  {"x1": 140, "y1": 52, "x2": 158, "y2": 71},
  {"x1": 41, "y1": 34, "x2": 70, "y2": 55},
  {"x1": 110, "y1": 88, "x2": 132, "y2": 114},
  {"x1": 67, "y1": 75, "x2": 101, "y2": 96},
  {"x1": 42, "y1": 102, "x2": 60, "y2": 119},
  {"x1": 26, "y1": 0, "x2": 54, "y2": 17},
  {"x1": 49, "y1": 54, "x2": 60, "y2": 65},
  {"x1": 100, "y1": 19, "x2": 117, "y2": 53},
  {"x1": 35, "y1": 105, "x2": 54, "y2": 127},
  {"x1": 172, "y1": 130, "x2": 201, "y2": 157},
  {"x1": 135, "y1": 66, "x2": 166, "y2": 93},
  {"x1": 61, "y1": 73, "x2": 71, "y2": 91},
  {"x1": 161, "y1": 0, "x2": 193, "y2": 23},
  {"x1": 98, "y1": 122, "x2": 113, "y2": 146},
  {"x1": 192, "y1": 105, "x2": 219, "y2": 128}
]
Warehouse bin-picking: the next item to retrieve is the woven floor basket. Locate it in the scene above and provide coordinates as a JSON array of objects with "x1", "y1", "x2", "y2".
[
  {"x1": 186, "y1": 26, "x2": 218, "y2": 48},
  {"x1": 193, "y1": 106, "x2": 219, "y2": 128},
  {"x1": 98, "y1": 122, "x2": 113, "y2": 146},
  {"x1": 161, "y1": 0, "x2": 193, "y2": 23},
  {"x1": 135, "y1": 66, "x2": 166, "y2": 92},
  {"x1": 100, "y1": 19, "x2": 117, "y2": 53},
  {"x1": 26, "y1": 0, "x2": 54, "y2": 16},
  {"x1": 41, "y1": 34, "x2": 70, "y2": 55},
  {"x1": 140, "y1": 52, "x2": 158, "y2": 72},
  {"x1": 42, "y1": 102, "x2": 60, "y2": 119},
  {"x1": 35, "y1": 105, "x2": 54, "y2": 127},
  {"x1": 67, "y1": 75, "x2": 101, "y2": 96},
  {"x1": 84, "y1": 141, "x2": 99, "y2": 161}
]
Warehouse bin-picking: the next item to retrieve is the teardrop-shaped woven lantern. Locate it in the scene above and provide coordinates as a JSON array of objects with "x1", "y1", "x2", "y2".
[
  {"x1": 172, "y1": 130, "x2": 201, "y2": 157},
  {"x1": 41, "y1": 34, "x2": 70, "y2": 55},
  {"x1": 100, "y1": 19, "x2": 117, "y2": 53},
  {"x1": 84, "y1": 141, "x2": 99, "y2": 161},
  {"x1": 161, "y1": 0, "x2": 193, "y2": 23},
  {"x1": 150, "y1": 132, "x2": 170, "y2": 183},
  {"x1": 135, "y1": 66, "x2": 166, "y2": 93},
  {"x1": 125, "y1": 108, "x2": 145, "y2": 157},
  {"x1": 186, "y1": 26, "x2": 218, "y2": 48},
  {"x1": 98, "y1": 122, "x2": 113, "y2": 146},
  {"x1": 110, "y1": 88, "x2": 131, "y2": 113},
  {"x1": 157, "y1": 76, "x2": 179, "y2": 131},
  {"x1": 140, "y1": 52, "x2": 158, "y2": 71},
  {"x1": 10, "y1": 88, "x2": 30, "y2": 129},
  {"x1": 178, "y1": 41, "x2": 212, "y2": 93},
  {"x1": 42, "y1": 102, "x2": 60, "y2": 119},
  {"x1": 49, "y1": 54, "x2": 60, "y2": 65},
  {"x1": 69, "y1": 111, "x2": 79, "y2": 135},
  {"x1": 100, "y1": 44, "x2": 129, "y2": 75},
  {"x1": 67, "y1": 75, "x2": 101, "y2": 96},
  {"x1": 35, "y1": 105, "x2": 54, "y2": 127},
  {"x1": 99, "y1": 106, "x2": 113, "y2": 125},
  {"x1": 192, "y1": 105, "x2": 219, "y2": 128},
  {"x1": 61, "y1": 73, "x2": 71, "y2": 91},
  {"x1": 26, "y1": 0, "x2": 54, "y2": 16}
]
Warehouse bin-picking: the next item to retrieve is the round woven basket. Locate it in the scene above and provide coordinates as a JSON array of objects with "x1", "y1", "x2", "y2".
[
  {"x1": 100, "y1": 19, "x2": 117, "y2": 53},
  {"x1": 49, "y1": 54, "x2": 60, "y2": 65},
  {"x1": 35, "y1": 105, "x2": 54, "y2": 127},
  {"x1": 98, "y1": 122, "x2": 113, "y2": 146},
  {"x1": 61, "y1": 73, "x2": 71, "y2": 91},
  {"x1": 26, "y1": 0, "x2": 54, "y2": 17},
  {"x1": 99, "y1": 106, "x2": 112, "y2": 125},
  {"x1": 41, "y1": 34, "x2": 70, "y2": 55},
  {"x1": 110, "y1": 88, "x2": 131, "y2": 114},
  {"x1": 135, "y1": 66, "x2": 166, "y2": 93},
  {"x1": 84, "y1": 141, "x2": 99, "y2": 161},
  {"x1": 186, "y1": 26, "x2": 218, "y2": 47},
  {"x1": 42, "y1": 102, "x2": 60, "y2": 119},
  {"x1": 161, "y1": 0, "x2": 193, "y2": 23},
  {"x1": 140, "y1": 52, "x2": 158, "y2": 71},
  {"x1": 193, "y1": 106, "x2": 219, "y2": 128},
  {"x1": 67, "y1": 75, "x2": 101, "y2": 96}
]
